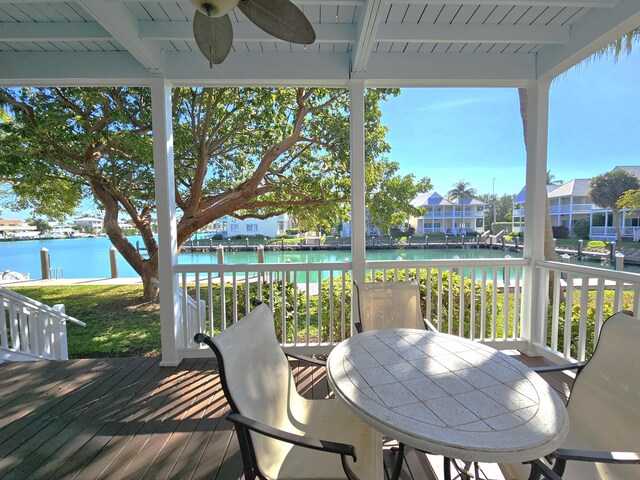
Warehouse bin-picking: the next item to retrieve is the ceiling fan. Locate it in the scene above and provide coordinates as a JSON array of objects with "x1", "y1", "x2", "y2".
[{"x1": 190, "y1": 0, "x2": 317, "y2": 66}]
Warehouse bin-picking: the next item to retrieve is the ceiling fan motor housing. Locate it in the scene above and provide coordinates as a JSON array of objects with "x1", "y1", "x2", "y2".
[{"x1": 190, "y1": 0, "x2": 239, "y2": 17}]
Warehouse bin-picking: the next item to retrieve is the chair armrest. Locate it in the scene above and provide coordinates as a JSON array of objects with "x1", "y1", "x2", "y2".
[
  {"x1": 526, "y1": 459, "x2": 564, "y2": 480},
  {"x1": 552, "y1": 448, "x2": 640, "y2": 464},
  {"x1": 532, "y1": 362, "x2": 587, "y2": 374},
  {"x1": 285, "y1": 352, "x2": 327, "y2": 367},
  {"x1": 226, "y1": 412, "x2": 356, "y2": 460}
]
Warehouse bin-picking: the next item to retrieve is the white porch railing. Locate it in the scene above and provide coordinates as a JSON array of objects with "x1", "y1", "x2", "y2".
[
  {"x1": 366, "y1": 259, "x2": 529, "y2": 351},
  {"x1": 173, "y1": 257, "x2": 529, "y2": 357},
  {"x1": 533, "y1": 260, "x2": 640, "y2": 363},
  {"x1": 0, "y1": 287, "x2": 86, "y2": 360}
]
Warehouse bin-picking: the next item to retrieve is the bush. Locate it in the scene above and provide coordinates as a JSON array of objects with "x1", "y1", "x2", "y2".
[
  {"x1": 211, "y1": 233, "x2": 223, "y2": 240},
  {"x1": 587, "y1": 240, "x2": 607, "y2": 249},
  {"x1": 552, "y1": 225, "x2": 569, "y2": 239},
  {"x1": 572, "y1": 219, "x2": 590, "y2": 240},
  {"x1": 285, "y1": 229, "x2": 300, "y2": 235}
]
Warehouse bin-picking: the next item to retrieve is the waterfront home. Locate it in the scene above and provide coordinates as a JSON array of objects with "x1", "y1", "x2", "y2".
[
  {"x1": 74, "y1": 216, "x2": 103, "y2": 233},
  {"x1": 2, "y1": 1, "x2": 640, "y2": 478},
  {"x1": 512, "y1": 166, "x2": 640, "y2": 239},
  {"x1": 0, "y1": 219, "x2": 38, "y2": 239},
  {"x1": 410, "y1": 191, "x2": 485, "y2": 234},
  {"x1": 210, "y1": 213, "x2": 292, "y2": 238}
]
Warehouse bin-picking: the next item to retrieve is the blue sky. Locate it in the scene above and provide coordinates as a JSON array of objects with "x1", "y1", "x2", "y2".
[{"x1": 382, "y1": 47, "x2": 640, "y2": 198}]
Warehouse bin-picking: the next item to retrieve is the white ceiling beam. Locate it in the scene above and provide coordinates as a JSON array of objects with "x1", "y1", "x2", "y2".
[
  {"x1": 0, "y1": 49, "x2": 536, "y2": 88},
  {"x1": 139, "y1": 21, "x2": 354, "y2": 44},
  {"x1": 351, "y1": 0, "x2": 387, "y2": 73},
  {"x1": 360, "y1": 52, "x2": 536, "y2": 87},
  {"x1": 390, "y1": 0, "x2": 619, "y2": 7},
  {"x1": 378, "y1": 23, "x2": 569, "y2": 44},
  {"x1": 75, "y1": 0, "x2": 164, "y2": 72},
  {"x1": 0, "y1": 22, "x2": 111, "y2": 42},
  {"x1": 0, "y1": 51, "x2": 151, "y2": 87},
  {"x1": 537, "y1": 0, "x2": 640, "y2": 79}
]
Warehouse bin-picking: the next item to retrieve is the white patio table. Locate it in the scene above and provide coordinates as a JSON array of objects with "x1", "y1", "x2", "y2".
[{"x1": 327, "y1": 329, "x2": 569, "y2": 479}]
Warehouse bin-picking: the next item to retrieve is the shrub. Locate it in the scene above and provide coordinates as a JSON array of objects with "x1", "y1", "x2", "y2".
[
  {"x1": 285, "y1": 229, "x2": 300, "y2": 235},
  {"x1": 587, "y1": 240, "x2": 607, "y2": 249},
  {"x1": 552, "y1": 225, "x2": 569, "y2": 239},
  {"x1": 572, "y1": 219, "x2": 590, "y2": 240}
]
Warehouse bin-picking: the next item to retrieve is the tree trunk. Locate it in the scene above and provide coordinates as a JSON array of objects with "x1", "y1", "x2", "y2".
[
  {"x1": 613, "y1": 210, "x2": 622, "y2": 242},
  {"x1": 90, "y1": 179, "x2": 160, "y2": 300}
]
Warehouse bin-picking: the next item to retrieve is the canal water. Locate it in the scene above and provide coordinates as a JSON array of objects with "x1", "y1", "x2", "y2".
[{"x1": 0, "y1": 236, "x2": 521, "y2": 280}]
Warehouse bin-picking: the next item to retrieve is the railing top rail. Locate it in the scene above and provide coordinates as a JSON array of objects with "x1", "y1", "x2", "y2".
[
  {"x1": 366, "y1": 258, "x2": 529, "y2": 269},
  {"x1": 0, "y1": 286, "x2": 86, "y2": 326},
  {"x1": 536, "y1": 259, "x2": 640, "y2": 283},
  {"x1": 174, "y1": 261, "x2": 352, "y2": 274}
]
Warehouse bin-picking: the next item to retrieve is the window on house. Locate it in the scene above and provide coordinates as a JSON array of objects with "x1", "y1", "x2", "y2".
[
  {"x1": 230, "y1": 224, "x2": 239, "y2": 232},
  {"x1": 246, "y1": 224, "x2": 258, "y2": 232}
]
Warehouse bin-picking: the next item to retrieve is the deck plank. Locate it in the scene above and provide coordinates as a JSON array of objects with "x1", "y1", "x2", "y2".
[{"x1": 0, "y1": 353, "x2": 571, "y2": 480}]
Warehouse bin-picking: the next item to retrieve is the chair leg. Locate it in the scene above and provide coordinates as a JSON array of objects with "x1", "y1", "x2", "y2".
[{"x1": 389, "y1": 442, "x2": 405, "y2": 480}]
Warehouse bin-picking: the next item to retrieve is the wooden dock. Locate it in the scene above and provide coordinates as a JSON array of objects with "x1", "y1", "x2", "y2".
[{"x1": 0, "y1": 354, "x2": 569, "y2": 480}]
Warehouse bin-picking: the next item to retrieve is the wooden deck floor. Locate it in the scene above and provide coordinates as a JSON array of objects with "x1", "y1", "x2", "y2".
[{"x1": 0, "y1": 354, "x2": 571, "y2": 480}]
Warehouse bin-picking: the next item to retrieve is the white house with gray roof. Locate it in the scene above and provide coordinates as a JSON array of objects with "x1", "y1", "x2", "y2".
[
  {"x1": 512, "y1": 166, "x2": 640, "y2": 240},
  {"x1": 410, "y1": 191, "x2": 485, "y2": 235}
]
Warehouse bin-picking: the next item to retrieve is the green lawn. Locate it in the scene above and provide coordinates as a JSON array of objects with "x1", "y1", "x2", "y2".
[{"x1": 11, "y1": 285, "x2": 160, "y2": 358}]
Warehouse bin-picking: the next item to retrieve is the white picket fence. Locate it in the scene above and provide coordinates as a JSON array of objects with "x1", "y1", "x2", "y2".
[{"x1": 0, "y1": 287, "x2": 86, "y2": 361}]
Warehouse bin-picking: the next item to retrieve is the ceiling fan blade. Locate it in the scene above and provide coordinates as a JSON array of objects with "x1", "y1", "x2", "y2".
[
  {"x1": 193, "y1": 11, "x2": 233, "y2": 65},
  {"x1": 237, "y1": 0, "x2": 316, "y2": 45}
]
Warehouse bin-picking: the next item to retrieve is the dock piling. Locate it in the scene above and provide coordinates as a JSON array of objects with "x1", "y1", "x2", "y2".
[
  {"x1": 40, "y1": 247, "x2": 50, "y2": 280},
  {"x1": 109, "y1": 247, "x2": 118, "y2": 278}
]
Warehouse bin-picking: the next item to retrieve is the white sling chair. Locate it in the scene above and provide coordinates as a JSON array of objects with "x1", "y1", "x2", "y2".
[
  {"x1": 501, "y1": 311, "x2": 640, "y2": 480},
  {"x1": 353, "y1": 280, "x2": 431, "y2": 333},
  {"x1": 195, "y1": 301, "x2": 383, "y2": 480}
]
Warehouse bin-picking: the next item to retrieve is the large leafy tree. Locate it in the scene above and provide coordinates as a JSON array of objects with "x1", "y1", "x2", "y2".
[
  {"x1": 478, "y1": 193, "x2": 515, "y2": 227},
  {"x1": 589, "y1": 170, "x2": 640, "y2": 241},
  {"x1": 447, "y1": 180, "x2": 477, "y2": 231},
  {"x1": 0, "y1": 86, "x2": 411, "y2": 298}
]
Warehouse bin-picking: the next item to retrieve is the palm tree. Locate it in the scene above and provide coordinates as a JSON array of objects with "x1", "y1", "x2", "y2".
[
  {"x1": 448, "y1": 180, "x2": 477, "y2": 233},
  {"x1": 546, "y1": 170, "x2": 563, "y2": 186}
]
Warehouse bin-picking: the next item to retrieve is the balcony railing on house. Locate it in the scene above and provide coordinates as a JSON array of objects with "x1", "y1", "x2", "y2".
[
  {"x1": 174, "y1": 257, "x2": 640, "y2": 366},
  {"x1": 549, "y1": 204, "x2": 592, "y2": 215},
  {"x1": 0, "y1": 286, "x2": 86, "y2": 360}
]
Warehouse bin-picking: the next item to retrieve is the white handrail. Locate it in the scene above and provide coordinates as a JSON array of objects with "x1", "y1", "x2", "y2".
[{"x1": 1, "y1": 286, "x2": 86, "y2": 360}]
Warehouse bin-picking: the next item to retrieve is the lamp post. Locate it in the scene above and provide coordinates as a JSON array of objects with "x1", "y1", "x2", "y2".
[{"x1": 492, "y1": 178, "x2": 497, "y2": 226}]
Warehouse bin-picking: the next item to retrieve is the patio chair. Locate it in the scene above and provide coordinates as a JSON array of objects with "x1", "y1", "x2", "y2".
[
  {"x1": 353, "y1": 280, "x2": 432, "y2": 333},
  {"x1": 194, "y1": 301, "x2": 383, "y2": 480},
  {"x1": 500, "y1": 311, "x2": 640, "y2": 480}
]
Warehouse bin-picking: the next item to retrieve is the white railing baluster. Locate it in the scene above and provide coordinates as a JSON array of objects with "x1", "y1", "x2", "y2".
[
  {"x1": 578, "y1": 275, "x2": 589, "y2": 362},
  {"x1": 207, "y1": 272, "x2": 213, "y2": 336},
  {"x1": 594, "y1": 277, "x2": 605, "y2": 345},
  {"x1": 245, "y1": 270, "x2": 250, "y2": 316},
  {"x1": 447, "y1": 268, "x2": 453, "y2": 335},
  {"x1": 491, "y1": 268, "x2": 498, "y2": 341},
  {"x1": 480, "y1": 269, "x2": 487, "y2": 341},
  {"x1": 458, "y1": 269, "x2": 464, "y2": 338},
  {"x1": 564, "y1": 273, "x2": 574, "y2": 359},
  {"x1": 294, "y1": 273, "x2": 299, "y2": 345},
  {"x1": 1, "y1": 300, "x2": 8, "y2": 349},
  {"x1": 551, "y1": 270, "x2": 561, "y2": 352},
  {"x1": 614, "y1": 282, "x2": 624, "y2": 313},
  {"x1": 305, "y1": 271, "x2": 310, "y2": 345},
  {"x1": 329, "y1": 271, "x2": 334, "y2": 345},
  {"x1": 341, "y1": 272, "x2": 346, "y2": 341},
  {"x1": 232, "y1": 272, "x2": 238, "y2": 324},
  {"x1": 470, "y1": 268, "x2": 476, "y2": 340},
  {"x1": 221, "y1": 270, "x2": 227, "y2": 330},
  {"x1": 503, "y1": 266, "x2": 510, "y2": 341},
  {"x1": 317, "y1": 269, "x2": 322, "y2": 346},
  {"x1": 513, "y1": 266, "x2": 521, "y2": 339}
]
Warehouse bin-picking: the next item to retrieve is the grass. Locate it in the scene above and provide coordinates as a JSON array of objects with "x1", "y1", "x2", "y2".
[{"x1": 10, "y1": 285, "x2": 160, "y2": 358}]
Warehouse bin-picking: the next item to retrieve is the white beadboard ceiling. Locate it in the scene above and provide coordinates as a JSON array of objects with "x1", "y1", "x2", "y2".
[{"x1": 0, "y1": 0, "x2": 638, "y2": 87}]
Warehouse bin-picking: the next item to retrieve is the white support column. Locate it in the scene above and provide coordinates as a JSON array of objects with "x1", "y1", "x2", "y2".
[
  {"x1": 569, "y1": 195, "x2": 574, "y2": 232},
  {"x1": 521, "y1": 79, "x2": 551, "y2": 350},
  {"x1": 350, "y1": 79, "x2": 366, "y2": 287},
  {"x1": 150, "y1": 76, "x2": 181, "y2": 367}
]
